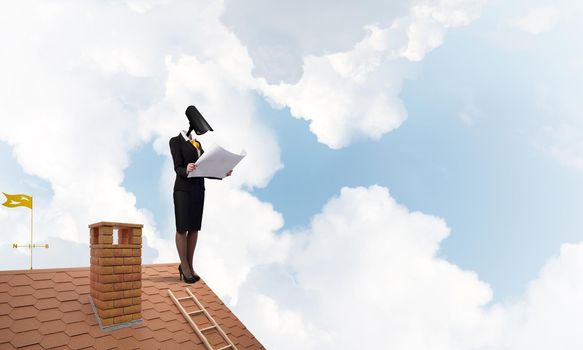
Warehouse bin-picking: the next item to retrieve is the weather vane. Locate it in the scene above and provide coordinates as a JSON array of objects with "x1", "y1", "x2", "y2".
[{"x1": 2, "y1": 192, "x2": 49, "y2": 269}]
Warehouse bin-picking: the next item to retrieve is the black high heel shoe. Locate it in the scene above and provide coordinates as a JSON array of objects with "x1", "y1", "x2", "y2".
[
  {"x1": 178, "y1": 265, "x2": 197, "y2": 284},
  {"x1": 191, "y1": 270, "x2": 201, "y2": 282}
]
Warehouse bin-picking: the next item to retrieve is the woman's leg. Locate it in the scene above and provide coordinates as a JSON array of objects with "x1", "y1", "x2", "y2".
[
  {"x1": 176, "y1": 231, "x2": 193, "y2": 278},
  {"x1": 186, "y1": 230, "x2": 199, "y2": 276}
]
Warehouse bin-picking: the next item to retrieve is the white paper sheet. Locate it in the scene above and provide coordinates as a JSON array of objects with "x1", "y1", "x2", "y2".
[{"x1": 187, "y1": 144, "x2": 246, "y2": 179}]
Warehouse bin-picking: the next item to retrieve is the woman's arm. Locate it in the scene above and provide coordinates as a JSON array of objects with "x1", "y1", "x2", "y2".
[{"x1": 169, "y1": 138, "x2": 188, "y2": 178}]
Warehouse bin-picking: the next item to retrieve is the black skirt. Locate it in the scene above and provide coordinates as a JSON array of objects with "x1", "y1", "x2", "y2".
[{"x1": 173, "y1": 189, "x2": 205, "y2": 232}]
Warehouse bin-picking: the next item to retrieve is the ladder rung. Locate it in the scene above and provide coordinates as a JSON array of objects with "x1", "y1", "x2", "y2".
[
  {"x1": 169, "y1": 288, "x2": 238, "y2": 350},
  {"x1": 200, "y1": 325, "x2": 216, "y2": 332}
]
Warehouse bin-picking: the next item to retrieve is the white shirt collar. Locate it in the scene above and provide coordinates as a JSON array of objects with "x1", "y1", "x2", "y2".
[{"x1": 180, "y1": 130, "x2": 191, "y2": 141}]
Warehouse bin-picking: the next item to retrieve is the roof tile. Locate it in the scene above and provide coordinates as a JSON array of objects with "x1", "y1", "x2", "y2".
[
  {"x1": 178, "y1": 298, "x2": 198, "y2": 310},
  {"x1": 142, "y1": 300, "x2": 155, "y2": 311},
  {"x1": 67, "y1": 271, "x2": 88, "y2": 278},
  {"x1": 160, "y1": 339, "x2": 182, "y2": 349},
  {"x1": 71, "y1": 277, "x2": 89, "y2": 286},
  {"x1": 110, "y1": 327, "x2": 134, "y2": 340},
  {"x1": 69, "y1": 333, "x2": 96, "y2": 349},
  {"x1": 10, "y1": 329, "x2": 42, "y2": 348},
  {"x1": 88, "y1": 324, "x2": 109, "y2": 339},
  {"x1": 0, "y1": 263, "x2": 265, "y2": 349},
  {"x1": 138, "y1": 337, "x2": 162, "y2": 350},
  {"x1": 152, "y1": 328, "x2": 174, "y2": 343},
  {"x1": 80, "y1": 302, "x2": 93, "y2": 315},
  {"x1": 93, "y1": 334, "x2": 118, "y2": 349},
  {"x1": 35, "y1": 298, "x2": 60, "y2": 310},
  {"x1": 0, "y1": 315, "x2": 10, "y2": 329},
  {"x1": 85, "y1": 313, "x2": 99, "y2": 327},
  {"x1": 39, "y1": 319, "x2": 67, "y2": 335},
  {"x1": 33, "y1": 288, "x2": 58, "y2": 300},
  {"x1": 191, "y1": 313, "x2": 212, "y2": 328},
  {"x1": 15, "y1": 343, "x2": 43, "y2": 350},
  {"x1": 0, "y1": 303, "x2": 13, "y2": 316},
  {"x1": 8, "y1": 275, "x2": 33, "y2": 287},
  {"x1": 237, "y1": 334, "x2": 258, "y2": 348},
  {"x1": 0, "y1": 294, "x2": 9, "y2": 304},
  {"x1": 54, "y1": 282, "x2": 76, "y2": 292},
  {"x1": 62, "y1": 310, "x2": 86, "y2": 324},
  {"x1": 56, "y1": 290, "x2": 78, "y2": 302},
  {"x1": 141, "y1": 308, "x2": 158, "y2": 321},
  {"x1": 37, "y1": 309, "x2": 63, "y2": 322},
  {"x1": 8, "y1": 295, "x2": 36, "y2": 308},
  {"x1": 74, "y1": 285, "x2": 90, "y2": 295},
  {"x1": 131, "y1": 326, "x2": 154, "y2": 341},
  {"x1": 147, "y1": 294, "x2": 166, "y2": 304},
  {"x1": 146, "y1": 318, "x2": 166, "y2": 332},
  {"x1": 159, "y1": 310, "x2": 176, "y2": 322},
  {"x1": 143, "y1": 287, "x2": 158, "y2": 295},
  {"x1": 64, "y1": 320, "x2": 88, "y2": 337},
  {"x1": 166, "y1": 319, "x2": 184, "y2": 333},
  {"x1": 33, "y1": 280, "x2": 54, "y2": 289},
  {"x1": 206, "y1": 329, "x2": 228, "y2": 347},
  {"x1": 52, "y1": 272, "x2": 73, "y2": 283},
  {"x1": 28, "y1": 272, "x2": 55, "y2": 281},
  {"x1": 0, "y1": 328, "x2": 15, "y2": 344},
  {"x1": 40, "y1": 331, "x2": 69, "y2": 349},
  {"x1": 11, "y1": 317, "x2": 40, "y2": 333},
  {"x1": 7, "y1": 285, "x2": 34, "y2": 297},
  {"x1": 172, "y1": 329, "x2": 195, "y2": 344},
  {"x1": 117, "y1": 335, "x2": 142, "y2": 349},
  {"x1": 59, "y1": 300, "x2": 82, "y2": 313},
  {"x1": 9, "y1": 305, "x2": 39, "y2": 320}
]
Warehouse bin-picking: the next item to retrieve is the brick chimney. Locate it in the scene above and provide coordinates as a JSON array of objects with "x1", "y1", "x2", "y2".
[{"x1": 89, "y1": 221, "x2": 143, "y2": 327}]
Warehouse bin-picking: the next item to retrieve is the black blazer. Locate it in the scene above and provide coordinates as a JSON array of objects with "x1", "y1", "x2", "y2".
[{"x1": 169, "y1": 134, "x2": 205, "y2": 191}]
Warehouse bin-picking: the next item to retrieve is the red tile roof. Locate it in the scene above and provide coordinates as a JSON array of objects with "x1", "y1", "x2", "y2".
[{"x1": 0, "y1": 263, "x2": 265, "y2": 349}]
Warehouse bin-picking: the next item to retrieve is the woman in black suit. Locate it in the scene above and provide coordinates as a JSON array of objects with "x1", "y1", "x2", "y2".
[{"x1": 169, "y1": 105, "x2": 231, "y2": 283}]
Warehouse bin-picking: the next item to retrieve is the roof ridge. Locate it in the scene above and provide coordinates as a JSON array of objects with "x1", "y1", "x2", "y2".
[{"x1": 0, "y1": 262, "x2": 182, "y2": 275}]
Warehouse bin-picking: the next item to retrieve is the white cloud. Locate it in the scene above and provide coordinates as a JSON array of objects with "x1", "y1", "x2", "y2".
[
  {"x1": 510, "y1": 5, "x2": 560, "y2": 34},
  {"x1": 500, "y1": 243, "x2": 583, "y2": 350},
  {"x1": 257, "y1": 26, "x2": 409, "y2": 149},
  {"x1": 221, "y1": 0, "x2": 411, "y2": 84},
  {"x1": 5, "y1": 3, "x2": 583, "y2": 349},
  {"x1": 0, "y1": 0, "x2": 282, "y2": 280},
  {"x1": 0, "y1": 1, "x2": 154, "y2": 265},
  {"x1": 397, "y1": 0, "x2": 485, "y2": 61},
  {"x1": 232, "y1": 185, "x2": 583, "y2": 350},
  {"x1": 0, "y1": 4, "x2": 293, "y2": 335},
  {"x1": 234, "y1": 185, "x2": 504, "y2": 350},
  {"x1": 195, "y1": 184, "x2": 290, "y2": 305},
  {"x1": 251, "y1": 0, "x2": 487, "y2": 148}
]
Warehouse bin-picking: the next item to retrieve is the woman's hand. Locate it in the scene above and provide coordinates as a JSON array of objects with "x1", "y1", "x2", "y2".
[
  {"x1": 226, "y1": 170, "x2": 233, "y2": 177},
  {"x1": 186, "y1": 163, "x2": 197, "y2": 174}
]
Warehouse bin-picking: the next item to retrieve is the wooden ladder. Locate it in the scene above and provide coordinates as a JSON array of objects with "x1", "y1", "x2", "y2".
[{"x1": 168, "y1": 288, "x2": 238, "y2": 350}]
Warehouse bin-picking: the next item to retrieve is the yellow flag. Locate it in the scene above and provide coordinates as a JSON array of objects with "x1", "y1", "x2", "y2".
[{"x1": 2, "y1": 193, "x2": 32, "y2": 209}]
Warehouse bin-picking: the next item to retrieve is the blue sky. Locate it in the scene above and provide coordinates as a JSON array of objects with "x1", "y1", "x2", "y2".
[
  {"x1": 116, "y1": 5, "x2": 583, "y2": 302},
  {"x1": 2, "y1": 1, "x2": 583, "y2": 348}
]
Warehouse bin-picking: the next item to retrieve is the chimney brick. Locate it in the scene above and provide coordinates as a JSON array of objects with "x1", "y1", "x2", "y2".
[{"x1": 89, "y1": 221, "x2": 143, "y2": 327}]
